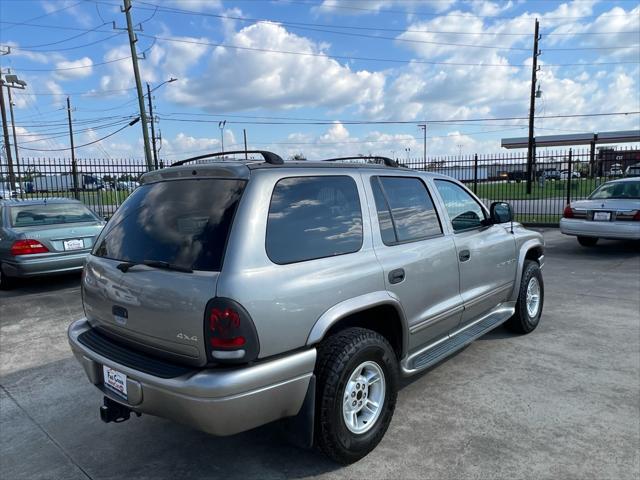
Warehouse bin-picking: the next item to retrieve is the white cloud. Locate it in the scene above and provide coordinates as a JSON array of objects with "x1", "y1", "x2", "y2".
[
  {"x1": 166, "y1": 22, "x2": 386, "y2": 113},
  {"x1": 54, "y1": 57, "x2": 93, "y2": 80},
  {"x1": 164, "y1": 0, "x2": 222, "y2": 11}
]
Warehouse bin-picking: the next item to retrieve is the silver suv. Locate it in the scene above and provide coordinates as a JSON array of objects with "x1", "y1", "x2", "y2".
[{"x1": 68, "y1": 151, "x2": 545, "y2": 464}]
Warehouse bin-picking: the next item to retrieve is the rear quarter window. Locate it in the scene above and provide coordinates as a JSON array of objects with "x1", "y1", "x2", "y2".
[{"x1": 266, "y1": 176, "x2": 363, "y2": 264}]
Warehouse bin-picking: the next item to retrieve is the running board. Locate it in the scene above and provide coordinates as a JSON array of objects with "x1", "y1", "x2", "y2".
[{"x1": 401, "y1": 304, "x2": 515, "y2": 376}]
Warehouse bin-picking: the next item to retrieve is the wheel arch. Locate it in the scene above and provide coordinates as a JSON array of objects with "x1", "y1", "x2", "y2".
[
  {"x1": 510, "y1": 239, "x2": 545, "y2": 302},
  {"x1": 306, "y1": 291, "x2": 408, "y2": 360}
]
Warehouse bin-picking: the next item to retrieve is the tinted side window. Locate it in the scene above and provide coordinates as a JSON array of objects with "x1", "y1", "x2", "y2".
[
  {"x1": 434, "y1": 180, "x2": 486, "y2": 232},
  {"x1": 266, "y1": 176, "x2": 363, "y2": 264},
  {"x1": 371, "y1": 176, "x2": 442, "y2": 245}
]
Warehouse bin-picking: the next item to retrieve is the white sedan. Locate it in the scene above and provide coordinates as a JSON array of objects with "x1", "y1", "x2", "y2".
[{"x1": 560, "y1": 178, "x2": 640, "y2": 246}]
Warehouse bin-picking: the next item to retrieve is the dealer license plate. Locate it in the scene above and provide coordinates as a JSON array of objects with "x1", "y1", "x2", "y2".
[
  {"x1": 63, "y1": 239, "x2": 84, "y2": 250},
  {"x1": 103, "y1": 365, "x2": 128, "y2": 399},
  {"x1": 593, "y1": 211, "x2": 611, "y2": 222}
]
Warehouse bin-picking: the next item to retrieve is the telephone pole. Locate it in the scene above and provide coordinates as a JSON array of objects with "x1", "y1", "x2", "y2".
[
  {"x1": 67, "y1": 97, "x2": 80, "y2": 199},
  {"x1": 147, "y1": 83, "x2": 158, "y2": 169},
  {"x1": 0, "y1": 77, "x2": 15, "y2": 190},
  {"x1": 418, "y1": 124, "x2": 427, "y2": 163},
  {"x1": 243, "y1": 129, "x2": 248, "y2": 159},
  {"x1": 122, "y1": 0, "x2": 153, "y2": 170},
  {"x1": 526, "y1": 18, "x2": 541, "y2": 195}
]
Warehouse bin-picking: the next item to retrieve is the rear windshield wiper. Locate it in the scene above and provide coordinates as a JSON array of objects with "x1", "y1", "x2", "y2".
[{"x1": 116, "y1": 260, "x2": 193, "y2": 273}]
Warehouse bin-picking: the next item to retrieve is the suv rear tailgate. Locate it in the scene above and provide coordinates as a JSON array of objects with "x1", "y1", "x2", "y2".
[
  {"x1": 83, "y1": 176, "x2": 246, "y2": 367},
  {"x1": 83, "y1": 257, "x2": 216, "y2": 366}
]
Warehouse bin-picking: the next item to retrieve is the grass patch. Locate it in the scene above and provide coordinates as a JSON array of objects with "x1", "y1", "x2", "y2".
[{"x1": 471, "y1": 178, "x2": 603, "y2": 201}]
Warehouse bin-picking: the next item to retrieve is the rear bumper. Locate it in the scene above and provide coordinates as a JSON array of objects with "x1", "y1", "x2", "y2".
[
  {"x1": 559, "y1": 218, "x2": 640, "y2": 240},
  {"x1": 68, "y1": 318, "x2": 316, "y2": 436},
  {"x1": 2, "y1": 251, "x2": 89, "y2": 277}
]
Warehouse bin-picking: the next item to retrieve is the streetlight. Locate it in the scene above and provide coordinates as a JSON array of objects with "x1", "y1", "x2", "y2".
[
  {"x1": 146, "y1": 77, "x2": 177, "y2": 169},
  {"x1": 0, "y1": 73, "x2": 27, "y2": 191},
  {"x1": 219, "y1": 120, "x2": 226, "y2": 153}
]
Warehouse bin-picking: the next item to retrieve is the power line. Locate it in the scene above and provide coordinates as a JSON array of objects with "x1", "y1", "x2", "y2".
[
  {"x1": 12, "y1": 87, "x2": 137, "y2": 96},
  {"x1": 5, "y1": 40, "x2": 155, "y2": 72},
  {"x1": 155, "y1": 111, "x2": 640, "y2": 126},
  {"x1": 11, "y1": 32, "x2": 125, "y2": 53},
  {"x1": 139, "y1": 33, "x2": 640, "y2": 68},
  {"x1": 2, "y1": 0, "x2": 84, "y2": 32},
  {"x1": 277, "y1": 0, "x2": 633, "y2": 20},
  {"x1": 19, "y1": 117, "x2": 140, "y2": 152}
]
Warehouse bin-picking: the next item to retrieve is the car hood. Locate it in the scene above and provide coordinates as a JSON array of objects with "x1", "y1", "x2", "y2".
[{"x1": 571, "y1": 198, "x2": 640, "y2": 211}]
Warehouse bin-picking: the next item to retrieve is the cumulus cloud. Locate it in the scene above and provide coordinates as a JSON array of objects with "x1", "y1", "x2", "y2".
[
  {"x1": 54, "y1": 57, "x2": 94, "y2": 80},
  {"x1": 166, "y1": 22, "x2": 386, "y2": 113}
]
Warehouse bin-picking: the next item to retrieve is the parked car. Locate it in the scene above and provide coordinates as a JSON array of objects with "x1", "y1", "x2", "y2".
[
  {"x1": 537, "y1": 168, "x2": 560, "y2": 180},
  {"x1": 0, "y1": 198, "x2": 105, "y2": 288},
  {"x1": 0, "y1": 188, "x2": 18, "y2": 199},
  {"x1": 68, "y1": 152, "x2": 545, "y2": 464},
  {"x1": 560, "y1": 170, "x2": 581, "y2": 180},
  {"x1": 608, "y1": 166, "x2": 624, "y2": 177},
  {"x1": 560, "y1": 178, "x2": 640, "y2": 246},
  {"x1": 625, "y1": 163, "x2": 640, "y2": 178}
]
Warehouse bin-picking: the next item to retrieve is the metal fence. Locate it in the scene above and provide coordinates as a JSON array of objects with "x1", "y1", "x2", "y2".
[{"x1": 1, "y1": 146, "x2": 639, "y2": 225}]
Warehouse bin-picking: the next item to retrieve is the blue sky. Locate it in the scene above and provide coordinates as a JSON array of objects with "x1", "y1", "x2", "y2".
[{"x1": 1, "y1": 0, "x2": 639, "y2": 162}]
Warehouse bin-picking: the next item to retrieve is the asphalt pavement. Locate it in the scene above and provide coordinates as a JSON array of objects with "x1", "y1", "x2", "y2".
[{"x1": 1, "y1": 230, "x2": 638, "y2": 480}]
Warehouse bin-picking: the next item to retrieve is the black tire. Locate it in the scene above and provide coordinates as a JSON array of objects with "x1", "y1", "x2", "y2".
[
  {"x1": 505, "y1": 260, "x2": 544, "y2": 334},
  {"x1": 0, "y1": 265, "x2": 15, "y2": 290},
  {"x1": 314, "y1": 327, "x2": 398, "y2": 464},
  {"x1": 577, "y1": 236, "x2": 598, "y2": 247}
]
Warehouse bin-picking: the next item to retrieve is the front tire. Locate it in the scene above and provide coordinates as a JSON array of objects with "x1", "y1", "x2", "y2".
[
  {"x1": 505, "y1": 260, "x2": 544, "y2": 334},
  {"x1": 577, "y1": 236, "x2": 598, "y2": 247},
  {"x1": 315, "y1": 328, "x2": 398, "y2": 464}
]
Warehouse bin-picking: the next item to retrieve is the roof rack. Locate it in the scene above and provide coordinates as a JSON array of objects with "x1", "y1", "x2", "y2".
[
  {"x1": 171, "y1": 150, "x2": 284, "y2": 167},
  {"x1": 321, "y1": 156, "x2": 398, "y2": 168}
]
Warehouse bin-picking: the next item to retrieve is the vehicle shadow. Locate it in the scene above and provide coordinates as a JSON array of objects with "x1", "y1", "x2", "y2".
[{"x1": 1, "y1": 272, "x2": 81, "y2": 298}]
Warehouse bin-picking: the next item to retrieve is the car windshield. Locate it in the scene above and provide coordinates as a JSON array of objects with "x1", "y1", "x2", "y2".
[
  {"x1": 9, "y1": 203, "x2": 99, "y2": 227},
  {"x1": 589, "y1": 181, "x2": 640, "y2": 200}
]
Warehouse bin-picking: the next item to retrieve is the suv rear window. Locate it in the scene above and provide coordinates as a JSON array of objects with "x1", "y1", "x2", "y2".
[
  {"x1": 93, "y1": 179, "x2": 245, "y2": 271},
  {"x1": 10, "y1": 203, "x2": 99, "y2": 227},
  {"x1": 266, "y1": 176, "x2": 363, "y2": 264}
]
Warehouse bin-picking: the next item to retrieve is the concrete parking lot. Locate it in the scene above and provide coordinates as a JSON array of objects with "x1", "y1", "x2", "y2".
[{"x1": 1, "y1": 229, "x2": 638, "y2": 480}]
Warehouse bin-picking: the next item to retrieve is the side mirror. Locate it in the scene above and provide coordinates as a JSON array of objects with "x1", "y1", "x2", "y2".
[{"x1": 488, "y1": 201, "x2": 513, "y2": 224}]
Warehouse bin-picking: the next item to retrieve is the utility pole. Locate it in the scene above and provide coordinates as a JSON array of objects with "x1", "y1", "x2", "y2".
[
  {"x1": 418, "y1": 124, "x2": 427, "y2": 164},
  {"x1": 147, "y1": 83, "x2": 158, "y2": 170},
  {"x1": 218, "y1": 120, "x2": 226, "y2": 152},
  {"x1": 0, "y1": 81, "x2": 15, "y2": 190},
  {"x1": 67, "y1": 97, "x2": 80, "y2": 200},
  {"x1": 6, "y1": 86, "x2": 20, "y2": 184},
  {"x1": 243, "y1": 129, "x2": 248, "y2": 159},
  {"x1": 122, "y1": 0, "x2": 153, "y2": 170},
  {"x1": 526, "y1": 18, "x2": 541, "y2": 195}
]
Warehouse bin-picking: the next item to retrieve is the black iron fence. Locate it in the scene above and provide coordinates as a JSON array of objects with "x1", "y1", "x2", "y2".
[{"x1": 1, "y1": 146, "x2": 638, "y2": 225}]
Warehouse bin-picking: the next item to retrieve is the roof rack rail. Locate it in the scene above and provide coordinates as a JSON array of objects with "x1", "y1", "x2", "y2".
[
  {"x1": 321, "y1": 156, "x2": 398, "y2": 168},
  {"x1": 171, "y1": 150, "x2": 284, "y2": 167}
]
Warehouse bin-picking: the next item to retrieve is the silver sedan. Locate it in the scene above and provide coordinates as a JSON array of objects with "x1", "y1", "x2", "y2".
[
  {"x1": 560, "y1": 178, "x2": 640, "y2": 246},
  {"x1": 0, "y1": 198, "x2": 105, "y2": 288}
]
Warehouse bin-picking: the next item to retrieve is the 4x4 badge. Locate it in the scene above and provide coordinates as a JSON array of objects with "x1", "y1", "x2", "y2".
[{"x1": 177, "y1": 332, "x2": 198, "y2": 342}]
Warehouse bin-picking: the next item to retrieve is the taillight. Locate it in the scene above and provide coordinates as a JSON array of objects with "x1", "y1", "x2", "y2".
[
  {"x1": 10, "y1": 239, "x2": 49, "y2": 256},
  {"x1": 563, "y1": 205, "x2": 574, "y2": 218},
  {"x1": 204, "y1": 298, "x2": 259, "y2": 364},
  {"x1": 633, "y1": 211, "x2": 640, "y2": 221}
]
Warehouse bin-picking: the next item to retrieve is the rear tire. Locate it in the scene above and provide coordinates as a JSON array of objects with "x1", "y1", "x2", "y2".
[
  {"x1": 0, "y1": 265, "x2": 15, "y2": 290},
  {"x1": 577, "y1": 236, "x2": 598, "y2": 247},
  {"x1": 505, "y1": 260, "x2": 544, "y2": 334},
  {"x1": 314, "y1": 327, "x2": 398, "y2": 464}
]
